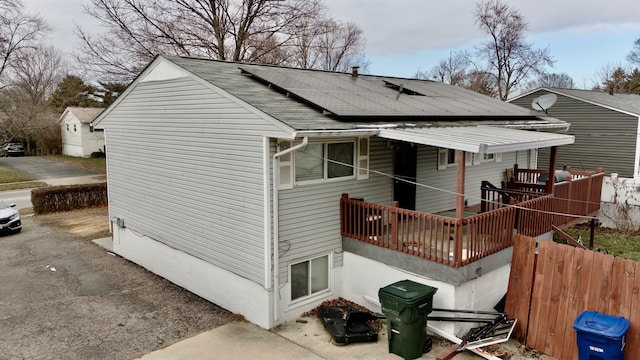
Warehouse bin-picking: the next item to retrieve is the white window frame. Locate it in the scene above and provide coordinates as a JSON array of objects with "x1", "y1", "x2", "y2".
[
  {"x1": 356, "y1": 137, "x2": 369, "y2": 180},
  {"x1": 438, "y1": 148, "x2": 457, "y2": 170},
  {"x1": 277, "y1": 140, "x2": 294, "y2": 190},
  {"x1": 481, "y1": 152, "x2": 502, "y2": 163},
  {"x1": 278, "y1": 137, "x2": 370, "y2": 189},
  {"x1": 288, "y1": 254, "x2": 332, "y2": 306},
  {"x1": 294, "y1": 140, "x2": 356, "y2": 185}
]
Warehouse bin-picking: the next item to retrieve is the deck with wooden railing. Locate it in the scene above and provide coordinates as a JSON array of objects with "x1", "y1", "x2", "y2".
[
  {"x1": 508, "y1": 165, "x2": 604, "y2": 229},
  {"x1": 340, "y1": 166, "x2": 604, "y2": 268},
  {"x1": 341, "y1": 194, "x2": 522, "y2": 268}
]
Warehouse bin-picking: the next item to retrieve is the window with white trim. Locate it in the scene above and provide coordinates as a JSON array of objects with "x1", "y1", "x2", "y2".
[
  {"x1": 438, "y1": 148, "x2": 456, "y2": 170},
  {"x1": 295, "y1": 141, "x2": 355, "y2": 183},
  {"x1": 278, "y1": 138, "x2": 369, "y2": 189},
  {"x1": 290, "y1": 255, "x2": 329, "y2": 302},
  {"x1": 481, "y1": 153, "x2": 502, "y2": 163}
]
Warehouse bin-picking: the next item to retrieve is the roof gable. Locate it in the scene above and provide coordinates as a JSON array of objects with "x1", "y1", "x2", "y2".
[
  {"x1": 59, "y1": 107, "x2": 105, "y2": 124},
  {"x1": 96, "y1": 55, "x2": 570, "y2": 136},
  {"x1": 512, "y1": 87, "x2": 640, "y2": 117}
]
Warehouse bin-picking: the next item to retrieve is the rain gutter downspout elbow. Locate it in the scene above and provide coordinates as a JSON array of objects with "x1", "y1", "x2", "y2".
[{"x1": 271, "y1": 136, "x2": 308, "y2": 323}]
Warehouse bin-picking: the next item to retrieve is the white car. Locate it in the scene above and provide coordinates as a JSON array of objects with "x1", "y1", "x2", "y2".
[{"x1": 0, "y1": 200, "x2": 21, "y2": 233}]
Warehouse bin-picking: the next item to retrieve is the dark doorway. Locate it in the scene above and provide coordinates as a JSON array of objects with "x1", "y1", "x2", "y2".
[{"x1": 393, "y1": 142, "x2": 417, "y2": 210}]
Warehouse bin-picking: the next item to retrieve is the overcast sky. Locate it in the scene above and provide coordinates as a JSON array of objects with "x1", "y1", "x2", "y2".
[{"x1": 21, "y1": 0, "x2": 640, "y2": 89}]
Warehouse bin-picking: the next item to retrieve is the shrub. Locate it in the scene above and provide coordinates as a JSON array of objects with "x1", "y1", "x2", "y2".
[
  {"x1": 31, "y1": 183, "x2": 107, "y2": 214},
  {"x1": 91, "y1": 150, "x2": 106, "y2": 158}
]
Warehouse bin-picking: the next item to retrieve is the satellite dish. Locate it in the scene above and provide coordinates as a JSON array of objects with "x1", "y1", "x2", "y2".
[{"x1": 531, "y1": 93, "x2": 557, "y2": 113}]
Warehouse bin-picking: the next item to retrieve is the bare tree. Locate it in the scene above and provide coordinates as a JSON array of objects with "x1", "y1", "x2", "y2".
[
  {"x1": 421, "y1": 50, "x2": 471, "y2": 86},
  {"x1": 76, "y1": 0, "x2": 367, "y2": 81},
  {"x1": 464, "y1": 70, "x2": 497, "y2": 97},
  {"x1": 0, "y1": 0, "x2": 51, "y2": 87},
  {"x1": 628, "y1": 38, "x2": 640, "y2": 66},
  {"x1": 282, "y1": 19, "x2": 369, "y2": 73},
  {"x1": 0, "y1": 46, "x2": 65, "y2": 150},
  {"x1": 525, "y1": 72, "x2": 574, "y2": 90},
  {"x1": 474, "y1": 0, "x2": 554, "y2": 100},
  {"x1": 315, "y1": 20, "x2": 368, "y2": 72}
]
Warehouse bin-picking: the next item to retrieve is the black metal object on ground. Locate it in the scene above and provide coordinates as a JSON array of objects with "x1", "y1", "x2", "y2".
[
  {"x1": 428, "y1": 308, "x2": 516, "y2": 351},
  {"x1": 317, "y1": 305, "x2": 379, "y2": 344}
]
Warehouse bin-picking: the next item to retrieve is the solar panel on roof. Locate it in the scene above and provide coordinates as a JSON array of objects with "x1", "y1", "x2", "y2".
[{"x1": 239, "y1": 65, "x2": 535, "y2": 118}]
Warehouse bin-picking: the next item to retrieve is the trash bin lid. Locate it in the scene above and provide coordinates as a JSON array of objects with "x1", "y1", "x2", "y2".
[
  {"x1": 379, "y1": 280, "x2": 437, "y2": 300},
  {"x1": 573, "y1": 311, "x2": 630, "y2": 338}
]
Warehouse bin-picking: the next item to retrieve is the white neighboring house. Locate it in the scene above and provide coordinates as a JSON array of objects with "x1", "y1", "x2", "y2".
[{"x1": 59, "y1": 107, "x2": 105, "y2": 157}]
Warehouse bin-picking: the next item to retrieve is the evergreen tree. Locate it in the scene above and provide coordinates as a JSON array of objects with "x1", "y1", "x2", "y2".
[{"x1": 48, "y1": 75, "x2": 102, "y2": 113}]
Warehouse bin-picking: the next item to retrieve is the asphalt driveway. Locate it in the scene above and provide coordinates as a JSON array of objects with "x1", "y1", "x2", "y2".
[
  {"x1": 0, "y1": 156, "x2": 96, "y2": 179},
  {"x1": 0, "y1": 215, "x2": 234, "y2": 359}
]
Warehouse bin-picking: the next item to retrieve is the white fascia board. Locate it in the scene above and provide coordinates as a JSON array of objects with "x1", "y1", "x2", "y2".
[{"x1": 379, "y1": 128, "x2": 481, "y2": 153}]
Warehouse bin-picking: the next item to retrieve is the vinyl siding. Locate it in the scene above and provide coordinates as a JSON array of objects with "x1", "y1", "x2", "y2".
[
  {"x1": 415, "y1": 146, "x2": 517, "y2": 213},
  {"x1": 511, "y1": 93, "x2": 637, "y2": 177},
  {"x1": 277, "y1": 137, "x2": 393, "y2": 282},
  {"x1": 101, "y1": 76, "x2": 289, "y2": 286}
]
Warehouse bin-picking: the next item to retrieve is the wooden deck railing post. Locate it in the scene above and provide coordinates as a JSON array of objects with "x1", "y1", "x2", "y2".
[
  {"x1": 566, "y1": 177, "x2": 573, "y2": 222},
  {"x1": 584, "y1": 173, "x2": 593, "y2": 216},
  {"x1": 341, "y1": 193, "x2": 348, "y2": 235},
  {"x1": 391, "y1": 201, "x2": 399, "y2": 249}
]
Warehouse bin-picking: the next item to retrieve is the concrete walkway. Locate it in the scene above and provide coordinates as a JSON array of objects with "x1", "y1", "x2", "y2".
[{"x1": 134, "y1": 318, "x2": 530, "y2": 360}]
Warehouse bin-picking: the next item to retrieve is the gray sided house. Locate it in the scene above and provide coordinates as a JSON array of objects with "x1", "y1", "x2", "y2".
[
  {"x1": 94, "y1": 55, "x2": 578, "y2": 330},
  {"x1": 510, "y1": 88, "x2": 640, "y2": 179}
]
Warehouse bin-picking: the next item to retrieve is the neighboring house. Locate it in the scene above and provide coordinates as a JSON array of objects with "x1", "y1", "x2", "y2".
[
  {"x1": 94, "y1": 55, "x2": 601, "y2": 331},
  {"x1": 510, "y1": 88, "x2": 640, "y2": 179},
  {"x1": 59, "y1": 107, "x2": 105, "y2": 157}
]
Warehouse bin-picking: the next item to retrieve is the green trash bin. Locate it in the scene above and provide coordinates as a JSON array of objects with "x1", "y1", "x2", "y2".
[{"x1": 379, "y1": 280, "x2": 438, "y2": 360}]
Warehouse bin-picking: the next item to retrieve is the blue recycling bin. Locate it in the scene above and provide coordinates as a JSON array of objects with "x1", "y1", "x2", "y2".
[{"x1": 573, "y1": 311, "x2": 629, "y2": 360}]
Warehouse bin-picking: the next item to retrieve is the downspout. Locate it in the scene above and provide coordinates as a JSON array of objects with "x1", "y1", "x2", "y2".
[{"x1": 271, "y1": 136, "x2": 308, "y2": 323}]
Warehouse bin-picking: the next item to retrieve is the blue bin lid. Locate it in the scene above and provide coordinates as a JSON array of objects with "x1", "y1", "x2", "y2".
[{"x1": 573, "y1": 311, "x2": 630, "y2": 338}]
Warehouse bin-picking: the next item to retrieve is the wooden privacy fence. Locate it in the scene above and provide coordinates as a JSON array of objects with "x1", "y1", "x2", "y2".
[{"x1": 506, "y1": 236, "x2": 640, "y2": 360}]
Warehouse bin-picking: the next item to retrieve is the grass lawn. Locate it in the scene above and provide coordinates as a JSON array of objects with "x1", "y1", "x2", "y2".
[
  {"x1": 46, "y1": 155, "x2": 106, "y2": 174},
  {"x1": 559, "y1": 224, "x2": 640, "y2": 262},
  {"x1": 0, "y1": 166, "x2": 33, "y2": 183},
  {"x1": 0, "y1": 167, "x2": 47, "y2": 190}
]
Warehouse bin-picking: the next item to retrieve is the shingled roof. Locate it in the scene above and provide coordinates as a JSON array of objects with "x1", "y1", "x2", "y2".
[{"x1": 164, "y1": 55, "x2": 567, "y2": 132}]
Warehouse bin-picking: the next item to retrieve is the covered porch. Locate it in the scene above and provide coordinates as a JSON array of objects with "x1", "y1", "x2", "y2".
[{"x1": 340, "y1": 126, "x2": 604, "y2": 268}]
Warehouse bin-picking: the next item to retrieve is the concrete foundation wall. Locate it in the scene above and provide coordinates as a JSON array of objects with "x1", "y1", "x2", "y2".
[
  {"x1": 111, "y1": 226, "x2": 273, "y2": 329},
  {"x1": 340, "y1": 252, "x2": 510, "y2": 336}
]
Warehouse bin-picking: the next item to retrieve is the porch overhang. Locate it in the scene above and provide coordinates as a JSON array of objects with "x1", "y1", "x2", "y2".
[{"x1": 378, "y1": 126, "x2": 574, "y2": 154}]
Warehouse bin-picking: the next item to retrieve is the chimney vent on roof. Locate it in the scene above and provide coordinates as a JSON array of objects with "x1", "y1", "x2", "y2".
[
  {"x1": 351, "y1": 66, "x2": 360, "y2": 78},
  {"x1": 609, "y1": 83, "x2": 614, "y2": 96}
]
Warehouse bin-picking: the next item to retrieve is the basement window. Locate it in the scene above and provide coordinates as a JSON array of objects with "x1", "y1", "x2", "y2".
[{"x1": 290, "y1": 255, "x2": 330, "y2": 302}]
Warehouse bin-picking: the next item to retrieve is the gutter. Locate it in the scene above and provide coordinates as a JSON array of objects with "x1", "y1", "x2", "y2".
[{"x1": 271, "y1": 136, "x2": 308, "y2": 323}]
